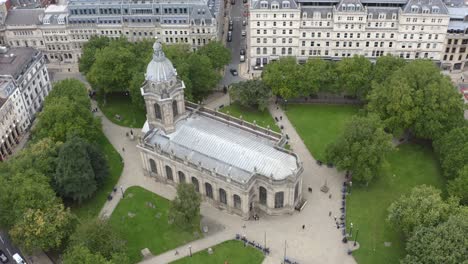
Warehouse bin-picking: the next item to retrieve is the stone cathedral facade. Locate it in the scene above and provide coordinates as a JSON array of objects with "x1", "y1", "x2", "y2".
[{"x1": 137, "y1": 41, "x2": 303, "y2": 219}]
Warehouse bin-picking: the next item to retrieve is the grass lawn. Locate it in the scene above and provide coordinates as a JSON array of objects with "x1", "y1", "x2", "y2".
[
  {"x1": 220, "y1": 103, "x2": 280, "y2": 133},
  {"x1": 285, "y1": 104, "x2": 359, "y2": 161},
  {"x1": 109, "y1": 186, "x2": 201, "y2": 263},
  {"x1": 171, "y1": 240, "x2": 265, "y2": 264},
  {"x1": 347, "y1": 143, "x2": 445, "y2": 264},
  {"x1": 70, "y1": 131, "x2": 123, "y2": 219},
  {"x1": 98, "y1": 93, "x2": 146, "y2": 128}
]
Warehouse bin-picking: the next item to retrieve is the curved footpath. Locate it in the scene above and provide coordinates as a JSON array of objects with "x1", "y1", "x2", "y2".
[{"x1": 94, "y1": 98, "x2": 357, "y2": 264}]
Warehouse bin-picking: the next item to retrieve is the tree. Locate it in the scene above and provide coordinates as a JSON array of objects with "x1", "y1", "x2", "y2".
[
  {"x1": 47, "y1": 79, "x2": 91, "y2": 109},
  {"x1": 79, "y1": 36, "x2": 110, "y2": 74},
  {"x1": 63, "y1": 245, "x2": 113, "y2": 264},
  {"x1": 335, "y1": 55, "x2": 373, "y2": 99},
  {"x1": 229, "y1": 80, "x2": 272, "y2": 111},
  {"x1": 32, "y1": 97, "x2": 100, "y2": 143},
  {"x1": 433, "y1": 125, "x2": 468, "y2": 180},
  {"x1": 10, "y1": 202, "x2": 76, "y2": 253},
  {"x1": 262, "y1": 57, "x2": 301, "y2": 99},
  {"x1": 325, "y1": 114, "x2": 393, "y2": 183},
  {"x1": 387, "y1": 185, "x2": 454, "y2": 236},
  {"x1": 86, "y1": 143, "x2": 109, "y2": 186},
  {"x1": 55, "y1": 136, "x2": 98, "y2": 202},
  {"x1": 170, "y1": 183, "x2": 201, "y2": 229},
  {"x1": 447, "y1": 166, "x2": 468, "y2": 205},
  {"x1": 197, "y1": 41, "x2": 231, "y2": 70},
  {"x1": 368, "y1": 60, "x2": 465, "y2": 139},
  {"x1": 302, "y1": 59, "x2": 336, "y2": 95},
  {"x1": 0, "y1": 170, "x2": 57, "y2": 228},
  {"x1": 402, "y1": 209, "x2": 468, "y2": 264},
  {"x1": 372, "y1": 55, "x2": 406, "y2": 85},
  {"x1": 187, "y1": 53, "x2": 221, "y2": 100},
  {"x1": 69, "y1": 218, "x2": 127, "y2": 260}
]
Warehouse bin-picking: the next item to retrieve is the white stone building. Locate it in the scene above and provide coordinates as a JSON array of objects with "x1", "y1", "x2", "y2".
[
  {"x1": 137, "y1": 41, "x2": 303, "y2": 219},
  {"x1": 249, "y1": 0, "x2": 451, "y2": 74}
]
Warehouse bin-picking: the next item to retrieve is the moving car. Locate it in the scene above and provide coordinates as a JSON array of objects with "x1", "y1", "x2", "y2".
[
  {"x1": 240, "y1": 55, "x2": 245, "y2": 62},
  {"x1": 0, "y1": 250, "x2": 8, "y2": 264},
  {"x1": 230, "y1": 69, "x2": 238, "y2": 76},
  {"x1": 241, "y1": 30, "x2": 246, "y2": 37},
  {"x1": 242, "y1": 20, "x2": 246, "y2": 26},
  {"x1": 228, "y1": 20, "x2": 233, "y2": 31},
  {"x1": 12, "y1": 253, "x2": 26, "y2": 264}
]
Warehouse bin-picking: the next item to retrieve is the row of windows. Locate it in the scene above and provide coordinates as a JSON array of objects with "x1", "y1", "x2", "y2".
[
  {"x1": 255, "y1": 13, "x2": 296, "y2": 19},
  {"x1": 255, "y1": 21, "x2": 294, "y2": 27},
  {"x1": 447, "y1": 39, "x2": 468, "y2": 45},
  {"x1": 445, "y1": 47, "x2": 467, "y2": 53},
  {"x1": 443, "y1": 54, "x2": 468, "y2": 61},
  {"x1": 70, "y1": 7, "x2": 189, "y2": 16},
  {"x1": 256, "y1": 38, "x2": 294, "y2": 44},
  {"x1": 44, "y1": 36, "x2": 68, "y2": 42}
]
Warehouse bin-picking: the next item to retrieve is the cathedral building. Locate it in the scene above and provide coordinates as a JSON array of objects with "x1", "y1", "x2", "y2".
[{"x1": 137, "y1": 41, "x2": 303, "y2": 219}]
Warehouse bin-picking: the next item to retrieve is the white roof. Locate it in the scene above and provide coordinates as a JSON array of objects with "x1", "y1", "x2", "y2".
[{"x1": 45, "y1": 4, "x2": 68, "y2": 12}]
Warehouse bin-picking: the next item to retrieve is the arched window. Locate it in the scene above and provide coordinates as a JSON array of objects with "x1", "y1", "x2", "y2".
[
  {"x1": 149, "y1": 159, "x2": 157, "y2": 173},
  {"x1": 294, "y1": 182, "x2": 300, "y2": 202},
  {"x1": 172, "y1": 100, "x2": 178, "y2": 119},
  {"x1": 165, "y1": 165, "x2": 173, "y2": 181},
  {"x1": 259, "y1": 186, "x2": 267, "y2": 205},
  {"x1": 191, "y1": 177, "x2": 199, "y2": 192},
  {"x1": 233, "y1": 194, "x2": 241, "y2": 209},
  {"x1": 155, "y1": 103, "x2": 162, "y2": 119},
  {"x1": 219, "y1": 188, "x2": 227, "y2": 204},
  {"x1": 178, "y1": 171, "x2": 185, "y2": 183},
  {"x1": 275, "y1": 192, "x2": 284, "y2": 208},
  {"x1": 205, "y1": 182, "x2": 213, "y2": 199}
]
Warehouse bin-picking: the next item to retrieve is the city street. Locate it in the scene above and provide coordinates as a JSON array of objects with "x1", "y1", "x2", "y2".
[{"x1": 0, "y1": 230, "x2": 20, "y2": 264}]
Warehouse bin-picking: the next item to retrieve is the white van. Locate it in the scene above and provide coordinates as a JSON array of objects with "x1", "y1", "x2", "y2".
[{"x1": 12, "y1": 254, "x2": 26, "y2": 264}]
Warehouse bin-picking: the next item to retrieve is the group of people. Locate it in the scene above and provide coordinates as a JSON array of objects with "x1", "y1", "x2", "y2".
[{"x1": 91, "y1": 107, "x2": 98, "y2": 113}]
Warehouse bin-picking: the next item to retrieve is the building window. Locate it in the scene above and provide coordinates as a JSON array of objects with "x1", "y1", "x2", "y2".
[
  {"x1": 191, "y1": 177, "x2": 199, "y2": 192},
  {"x1": 172, "y1": 101, "x2": 178, "y2": 119},
  {"x1": 233, "y1": 194, "x2": 241, "y2": 209},
  {"x1": 205, "y1": 182, "x2": 213, "y2": 199},
  {"x1": 259, "y1": 186, "x2": 267, "y2": 205},
  {"x1": 219, "y1": 188, "x2": 227, "y2": 204},
  {"x1": 155, "y1": 104, "x2": 162, "y2": 119},
  {"x1": 178, "y1": 171, "x2": 186, "y2": 183},
  {"x1": 149, "y1": 159, "x2": 157, "y2": 173},
  {"x1": 275, "y1": 192, "x2": 284, "y2": 208},
  {"x1": 165, "y1": 165, "x2": 173, "y2": 181}
]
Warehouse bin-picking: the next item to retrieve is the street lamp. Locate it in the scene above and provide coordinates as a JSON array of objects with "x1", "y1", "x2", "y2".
[
  {"x1": 349, "y1": 181, "x2": 353, "y2": 195},
  {"x1": 120, "y1": 185, "x2": 124, "y2": 198},
  {"x1": 188, "y1": 245, "x2": 192, "y2": 257},
  {"x1": 354, "y1": 229, "x2": 359, "y2": 247},
  {"x1": 349, "y1": 222, "x2": 353, "y2": 237}
]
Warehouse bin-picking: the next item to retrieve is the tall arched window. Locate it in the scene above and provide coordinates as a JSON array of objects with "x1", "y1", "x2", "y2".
[
  {"x1": 155, "y1": 103, "x2": 162, "y2": 119},
  {"x1": 233, "y1": 194, "x2": 241, "y2": 209},
  {"x1": 294, "y1": 182, "x2": 300, "y2": 202},
  {"x1": 219, "y1": 188, "x2": 227, "y2": 204},
  {"x1": 172, "y1": 100, "x2": 178, "y2": 119},
  {"x1": 259, "y1": 186, "x2": 267, "y2": 205},
  {"x1": 149, "y1": 159, "x2": 157, "y2": 173},
  {"x1": 178, "y1": 171, "x2": 186, "y2": 183},
  {"x1": 191, "y1": 177, "x2": 199, "y2": 192},
  {"x1": 275, "y1": 192, "x2": 284, "y2": 208},
  {"x1": 205, "y1": 182, "x2": 213, "y2": 199},
  {"x1": 165, "y1": 165, "x2": 173, "y2": 181}
]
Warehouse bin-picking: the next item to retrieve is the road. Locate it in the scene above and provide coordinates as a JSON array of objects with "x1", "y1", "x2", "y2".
[{"x1": 0, "y1": 230, "x2": 22, "y2": 264}]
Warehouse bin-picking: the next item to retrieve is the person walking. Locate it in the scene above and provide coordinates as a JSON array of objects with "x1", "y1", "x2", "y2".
[{"x1": 302, "y1": 224, "x2": 305, "y2": 230}]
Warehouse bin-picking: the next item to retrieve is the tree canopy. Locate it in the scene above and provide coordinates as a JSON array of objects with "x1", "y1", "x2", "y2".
[
  {"x1": 63, "y1": 245, "x2": 113, "y2": 264},
  {"x1": 325, "y1": 114, "x2": 393, "y2": 183},
  {"x1": 447, "y1": 165, "x2": 468, "y2": 205},
  {"x1": 262, "y1": 57, "x2": 302, "y2": 99},
  {"x1": 229, "y1": 80, "x2": 272, "y2": 111},
  {"x1": 335, "y1": 55, "x2": 373, "y2": 99},
  {"x1": 196, "y1": 41, "x2": 231, "y2": 70},
  {"x1": 79, "y1": 36, "x2": 111, "y2": 74},
  {"x1": 433, "y1": 125, "x2": 468, "y2": 180},
  {"x1": 170, "y1": 183, "x2": 201, "y2": 229}
]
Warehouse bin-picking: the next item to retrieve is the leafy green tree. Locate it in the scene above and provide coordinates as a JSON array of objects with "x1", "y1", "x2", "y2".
[
  {"x1": 187, "y1": 53, "x2": 221, "y2": 100},
  {"x1": 0, "y1": 170, "x2": 57, "y2": 228},
  {"x1": 79, "y1": 36, "x2": 110, "y2": 74},
  {"x1": 335, "y1": 55, "x2": 373, "y2": 99},
  {"x1": 128, "y1": 73, "x2": 146, "y2": 110},
  {"x1": 387, "y1": 185, "x2": 454, "y2": 236},
  {"x1": 197, "y1": 41, "x2": 231, "y2": 70},
  {"x1": 372, "y1": 55, "x2": 406, "y2": 85},
  {"x1": 368, "y1": 60, "x2": 465, "y2": 139},
  {"x1": 170, "y1": 183, "x2": 201, "y2": 229},
  {"x1": 325, "y1": 114, "x2": 393, "y2": 183},
  {"x1": 433, "y1": 125, "x2": 468, "y2": 180},
  {"x1": 447, "y1": 166, "x2": 468, "y2": 205},
  {"x1": 55, "y1": 136, "x2": 98, "y2": 202},
  {"x1": 10, "y1": 202, "x2": 76, "y2": 253},
  {"x1": 402, "y1": 209, "x2": 468, "y2": 264},
  {"x1": 302, "y1": 59, "x2": 336, "y2": 95},
  {"x1": 69, "y1": 218, "x2": 127, "y2": 260},
  {"x1": 262, "y1": 57, "x2": 301, "y2": 99},
  {"x1": 86, "y1": 143, "x2": 109, "y2": 186},
  {"x1": 63, "y1": 245, "x2": 113, "y2": 264},
  {"x1": 33, "y1": 97, "x2": 100, "y2": 143},
  {"x1": 47, "y1": 79, "x2": 91, "y2": 109},
  {"x1": 229, "y1": 80, "x2": 272, "y2": 111}
]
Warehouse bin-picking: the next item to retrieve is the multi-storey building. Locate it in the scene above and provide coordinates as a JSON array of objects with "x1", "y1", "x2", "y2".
[
  {"x1": 249, "y1": 0, "x2": 450, "y2": 74},
  {"x1": 441, "y1": 0, "x2": 468, "y2": 71},
  {"x1": 0, "y1": 77, "x2": 23, "y2": 161}
]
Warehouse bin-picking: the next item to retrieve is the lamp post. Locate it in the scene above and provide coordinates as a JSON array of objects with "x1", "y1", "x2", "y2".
[
  {"x1": 354, "y1": 229, "x2": 359, "y2": 247},
  {"x1": 349, "y1": 181, "x2": 353, "y2": 195},
  {"x1": 189, "y1": 245, "x2": 192, "y2": 257},
  {"x1": 120, "y1": 185, "x2": 124, "y2": 198},
  {"x1": 350, "y1": 222, "x2": 353, "y2": 237}
]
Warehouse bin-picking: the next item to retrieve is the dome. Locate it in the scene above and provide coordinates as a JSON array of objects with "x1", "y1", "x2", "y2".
[{"x1": 145, "y1": 40, "x2": 177, "y2": 83}]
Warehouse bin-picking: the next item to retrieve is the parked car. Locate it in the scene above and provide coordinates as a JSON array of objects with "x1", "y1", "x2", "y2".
[
  {"x1": 240, "y1": 48, "x2": 245, "y2": 55},
  {"x1": 242, "y1": 20, "x2": 246, "y2": 26},
  {"x1": 241, "y1": 30, "x2": 246, "y2": 37},
  {"x1": 230, "y1": 69, "x2": 238, "y2": 76},
  {"x1": 0, "y1": 250, "x2": 8, "y2": 264},
  {"x1": 227, "y1": 35, "x2": 232, "y2": 42},
  {"x1": 13, "y1": 253, "x2": 26, "y2": 264},
  {"x1": 231, "y1": 0, "x2": 235, "y2": 4},
  {"x1": 240, "y1": 55, "x2": 245, "y2": 62},
  {"x1": 228, "y1": 20, "x2": 233, "y2": 31}
]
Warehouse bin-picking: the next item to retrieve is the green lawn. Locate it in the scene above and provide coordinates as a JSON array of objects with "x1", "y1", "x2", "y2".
[
  {"x1": 347, "y1": 144, "x2": 445, "y2": 264},
  {"x1": 220, "y1": 103, "x2": 280, "y2": 133},
  {"x1": 98, "y1": 93, "x2": 146, "y2": 128},
  {"x1": 285, "y1": 104, "x2": 359, "y2": 161},
  {"x1": 171, "y1": 240, "x2": 265, "y2": 264},
  {"x1": 109, "y1": 186, "x2": 201, "y2": 263},
  {"x1": 71, "y1": 131, "x2": 123, "y2": 219}
]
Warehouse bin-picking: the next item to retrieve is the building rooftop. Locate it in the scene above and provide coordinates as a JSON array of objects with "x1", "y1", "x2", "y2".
[
  {"x1": 144, "y1": 111, "x2": 300, "y2": 183},
  {"x1": 5, "y1": 8, "x2": 44, "y2": 25},
  {"x1": 0, "y1": 47, "x2": 40, "y2": 79}
]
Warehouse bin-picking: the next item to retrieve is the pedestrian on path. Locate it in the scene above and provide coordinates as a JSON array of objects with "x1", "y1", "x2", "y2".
[
  {"x1": 302, "y1": 224, "x2": 305, "y2": 230},
  {"x1": 329, "y1": 211, "x2": 332, "y2": 217},
  {"x1": 329, "y1": 193, "x2": 332, "y2": 199},
  {"x1": 334, "y1": 215, "x2": 337, "y2": 221},
  {"x1": 122, "y1": 147, "x2": 125, "y2": 152}
]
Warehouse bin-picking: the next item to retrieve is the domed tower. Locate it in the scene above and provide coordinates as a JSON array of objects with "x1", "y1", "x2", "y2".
[{"x1": 141, "y1": 40, "x2": 186, "y2": 133}]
